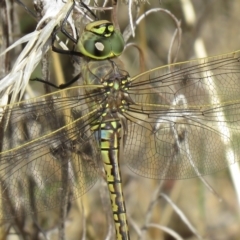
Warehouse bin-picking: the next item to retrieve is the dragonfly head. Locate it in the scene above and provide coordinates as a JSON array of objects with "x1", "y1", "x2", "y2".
[{"x1": 77, "y1": 20, "x2": 125, "y2": 60}]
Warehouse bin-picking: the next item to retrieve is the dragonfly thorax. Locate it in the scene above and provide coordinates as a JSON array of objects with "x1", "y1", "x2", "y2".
[
  {"x1": 103, "y1": 77, "x2": 131, "y2": 114},
  {"x1": 82, "y1": 58, "x2": 134, "y2": 117}
]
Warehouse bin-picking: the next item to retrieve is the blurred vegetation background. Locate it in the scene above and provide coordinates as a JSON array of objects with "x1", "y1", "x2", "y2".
[{"x1": 1, "y1": 0, "x2": 240, "y2": 239}]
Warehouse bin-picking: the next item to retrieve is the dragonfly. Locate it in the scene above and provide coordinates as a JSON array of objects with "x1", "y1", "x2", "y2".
[{"x1": 1, "y1": 2, "x2": 240, "y2": 240}]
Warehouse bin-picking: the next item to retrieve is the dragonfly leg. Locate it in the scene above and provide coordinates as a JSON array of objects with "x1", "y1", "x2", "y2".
[{"x1": 30, "y1": 73, "x2": 81, "y2": 89}]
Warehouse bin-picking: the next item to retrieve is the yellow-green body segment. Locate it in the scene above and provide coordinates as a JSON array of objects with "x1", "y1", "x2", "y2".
[
  {"x1": 98, "y1": 119, "x2": 129, "y2": 239},
  {"x1": 84, "y1": 58, "x2": 131, "y2": 239}
]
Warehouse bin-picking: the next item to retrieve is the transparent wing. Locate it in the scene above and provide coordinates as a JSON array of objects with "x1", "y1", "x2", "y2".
[
  {"x1": 124, "y1": 51, "x2": 240, "y2": 179},
  {"x1": 0, "y1": 86, "x2": 103, "y2": 219}
]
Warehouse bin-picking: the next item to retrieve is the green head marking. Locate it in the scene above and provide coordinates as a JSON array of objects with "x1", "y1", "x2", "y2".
[{"x1": 77, "y1": 20, "x2": 125, "y2": 60}]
